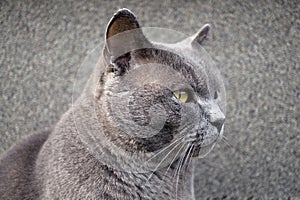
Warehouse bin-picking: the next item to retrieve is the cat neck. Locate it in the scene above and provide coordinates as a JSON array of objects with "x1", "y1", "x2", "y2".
[{"x1": 40, "y1": 124, "x2": 195, "y2": 199}]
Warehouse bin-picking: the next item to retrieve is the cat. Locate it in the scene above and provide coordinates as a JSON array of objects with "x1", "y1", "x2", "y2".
[{"x1": 0, "y1": 8, "x2": 226, "y2": 200}]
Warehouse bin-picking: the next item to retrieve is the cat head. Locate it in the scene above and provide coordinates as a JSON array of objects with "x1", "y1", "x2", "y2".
[{"x1": 91, "y1": 9, "x2": 225, "y2": 171}]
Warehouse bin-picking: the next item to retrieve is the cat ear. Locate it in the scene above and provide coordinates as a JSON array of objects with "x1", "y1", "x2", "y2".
[
  {"x1": 191, "y1": 24, "x2": 211, "y2": 46},
  {"x1": 104, "y1": 8, "x2": 151, "y2": 62}
]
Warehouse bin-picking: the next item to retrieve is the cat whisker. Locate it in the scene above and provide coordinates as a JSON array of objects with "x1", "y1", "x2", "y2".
[
  {"x1": 163, "y1": 142, "x2": 187, "y2": 178},
  {"x1": 143, "y1": 136, "x2": 184, "y2": 165},
  {"x1": 220, "y1": 135, "x2": 233, "y2": 149},
  {"x1": 174, "y1": 143, "x2": 190, "y2": 200},
  {"x1": 197, "y1": 143, "x2": 216, "y2": 159},
  {"x1": 222, "y1": 135, "x2": 231, "y2": 143},
  {"x1": 183, "y1": 143, "x2": 194, "y2": 170},
  {"x1": 186, "y1": 144, "x2": 195, "y2": 168},
  {"x1": 173, "y1": 143, "x2": 190, "y2": 179},
  {"x1": 224, "y1": 134, "x2": 239, "y2": 146},
  {"x1": 147, "y1": 141, "x2": 184, "y2": 181}
]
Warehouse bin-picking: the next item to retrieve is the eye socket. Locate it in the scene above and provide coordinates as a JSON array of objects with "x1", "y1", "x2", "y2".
[{"x1": 173, "y1": 90, "x2": 189, "y2": 103}]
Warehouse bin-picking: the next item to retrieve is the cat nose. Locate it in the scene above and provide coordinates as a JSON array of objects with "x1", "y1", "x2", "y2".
[
  {"x1": 207, "y1": 105, "x2": 225, "y2": 132},
  {"x1": 211, "y1": 115, "x2": 225, "y2": 132}
]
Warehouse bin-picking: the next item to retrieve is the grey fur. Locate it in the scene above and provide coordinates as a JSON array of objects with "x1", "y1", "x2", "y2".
[{"x1": 0, "y1": 9, "x2": 225, "y2": 200}]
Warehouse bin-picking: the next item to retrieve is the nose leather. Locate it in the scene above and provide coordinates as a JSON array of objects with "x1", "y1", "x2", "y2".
[
  {"x1": 211, "y1": 116, "x2": 225, "y2": 132},
  {"x1": 197, "y1": 100, "x2": 225, "y2": 132},
  {"x1": 207, "y1": 103, "x2": 225, "y2": 132}
]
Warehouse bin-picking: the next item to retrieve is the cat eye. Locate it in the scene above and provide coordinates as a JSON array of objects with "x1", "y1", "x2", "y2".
[{"x1": 173, "y1": 90, "x2": 189, "y2": 103}]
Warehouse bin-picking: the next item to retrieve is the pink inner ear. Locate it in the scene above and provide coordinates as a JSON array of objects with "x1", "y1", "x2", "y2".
[
  {"x1": 106, "y1": 16, "x2": 140, "y2": 39},
  {"x1": 106, "y1": 9, "x2": 140, "y2": 39},
  {"x1": 104, "y1": 9, "x2": 152, "y2": 60}
]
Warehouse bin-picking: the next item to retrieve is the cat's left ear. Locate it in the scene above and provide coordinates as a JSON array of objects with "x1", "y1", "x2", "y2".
[
  {"x1": 104, "y1": 8, "x2": 151, "y2": 62},
  {"x1": 191, "y1": 24, "x2": 211, "y2": 46}
]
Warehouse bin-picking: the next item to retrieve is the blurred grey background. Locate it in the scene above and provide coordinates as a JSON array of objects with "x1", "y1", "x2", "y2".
[{"x1": 0, "y1": 0, "x2": 299, "y2": 199}]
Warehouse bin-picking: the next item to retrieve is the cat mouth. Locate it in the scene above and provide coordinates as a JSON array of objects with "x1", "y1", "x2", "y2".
[
  {"x1": 190, "y1": 143, "x2": 216, "y2": 158},
  {"x1": 187, "y1": 126, "x2": 223, "y2": 158}
]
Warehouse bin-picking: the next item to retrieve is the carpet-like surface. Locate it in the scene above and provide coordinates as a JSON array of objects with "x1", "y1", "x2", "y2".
[{"x1": 1, "y1": 0, "x2": 299, "y2": 199}]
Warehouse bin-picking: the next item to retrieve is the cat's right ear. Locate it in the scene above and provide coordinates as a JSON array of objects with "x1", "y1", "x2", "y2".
[
  {"x1": 104, "y1": 9, "x2": 151, "y2": 64},
  {"x1": 191, "y1": 24, "x2": 211, "y2": 47}
]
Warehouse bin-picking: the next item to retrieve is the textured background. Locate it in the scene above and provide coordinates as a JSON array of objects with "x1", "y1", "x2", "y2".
[{"x1": 0, "y1": 0, "x2": 299, "y2": 199}]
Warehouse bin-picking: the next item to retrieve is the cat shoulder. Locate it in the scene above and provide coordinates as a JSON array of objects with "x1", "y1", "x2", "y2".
[{"x1": 0, "y1": 130, "x2": 50, "y2": 199}]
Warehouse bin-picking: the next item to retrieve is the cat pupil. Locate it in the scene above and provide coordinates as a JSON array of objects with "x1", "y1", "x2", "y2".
[
  {"x1": 173, "y1": 90, "x2": 188, "y2": 103},
  {"x1": 178, "y1": 92, "x2": 183, "y2": 99},
  {"x1": 214, "y1": 91, "x2": 218, "y2": 99}
]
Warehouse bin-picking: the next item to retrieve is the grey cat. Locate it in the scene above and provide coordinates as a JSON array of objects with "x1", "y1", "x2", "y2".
[{"x1": 0, "y1": 9, "x2": 226, "y2": 200}]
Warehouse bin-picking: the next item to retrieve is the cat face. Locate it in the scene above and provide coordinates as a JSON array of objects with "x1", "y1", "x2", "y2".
[{"x1": 94, "y1": 9, "x2": 225, "y2": 170}]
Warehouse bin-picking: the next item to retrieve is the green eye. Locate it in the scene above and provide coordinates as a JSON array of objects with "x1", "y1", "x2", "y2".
[{"x1": 173, "y1": 90, "x2": 188, "y2": 103}]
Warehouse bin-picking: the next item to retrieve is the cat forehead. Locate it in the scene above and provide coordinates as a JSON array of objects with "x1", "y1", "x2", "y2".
[
  {"x1": 133, "y1": 41, "x2": 212, "y2": 77},
  {"x1": 125, "y1": 48, "x2": 210, "y2": 96},
  {"x1": 162, "y1": 38, "x2": 213, "y2": 69},
  {"x1": 162, "y1": 39, "x2": 222, "y2": 88}
]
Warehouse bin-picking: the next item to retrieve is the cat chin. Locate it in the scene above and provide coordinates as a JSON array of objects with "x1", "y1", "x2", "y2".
[
  {"x1": 191, "y1": 142, "x2": 216, "y2": 158},
  {"x1": 191, "y1": 126, "x2": 223, "y2": 158}
]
